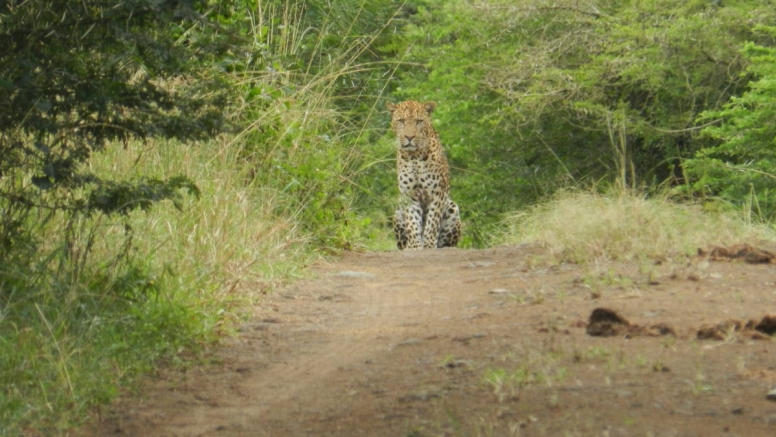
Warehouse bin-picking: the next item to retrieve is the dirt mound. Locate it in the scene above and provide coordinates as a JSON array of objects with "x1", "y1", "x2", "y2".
[
  {"x1": 699, "y1": 243, "x2": 776, "y2": 264},
  {"x1": 585, "y1": 307, "x2": 676, "y2": 338},
  {"x1": 585, "y1": 308, "x2": 776, "y2": 341},
  {"x1": 697, "y1": 315, "x2": 776, "y2": 340},
  {"x1": 86, "y1": 245, "x2": 776, "y2": 437}
]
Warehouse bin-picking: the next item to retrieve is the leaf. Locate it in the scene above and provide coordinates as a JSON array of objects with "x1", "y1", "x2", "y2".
[
  {"x1": 31, "y1": 175, "x2": 53, "y2": 190},
  {"x1": 34, "y1": 100, "x2": 52, "y2": 112},
  {"x1": 34, "y1": 142, "x2": 50, "y2": 155}
]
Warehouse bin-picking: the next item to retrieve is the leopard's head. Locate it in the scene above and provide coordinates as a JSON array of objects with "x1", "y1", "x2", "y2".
[{"x1": 386, "y1": 100, "x2": 436, "y2": 152}]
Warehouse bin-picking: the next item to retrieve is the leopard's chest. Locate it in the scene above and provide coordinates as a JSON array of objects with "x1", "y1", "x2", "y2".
[{"x1": 397, "y1": 154, "x2": 445, "y2": 198}]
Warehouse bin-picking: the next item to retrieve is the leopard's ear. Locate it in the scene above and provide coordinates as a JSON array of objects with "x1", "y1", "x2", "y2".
[
  {"x1": 386, "y1": 102, "x2": 397, "y2": 113},
  {"x1": 424, "y1": 101, "x2": 436, "y2": 115}
]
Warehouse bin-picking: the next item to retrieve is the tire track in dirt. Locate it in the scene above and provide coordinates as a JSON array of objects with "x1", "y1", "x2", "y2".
[{"x1": 91, "y1": 248, "x2": 522, "y2": 436}]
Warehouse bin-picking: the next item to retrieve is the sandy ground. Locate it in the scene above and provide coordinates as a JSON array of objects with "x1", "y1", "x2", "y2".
[{"x1": 86, "y1": 245, "x2": 776, "y2": 436}]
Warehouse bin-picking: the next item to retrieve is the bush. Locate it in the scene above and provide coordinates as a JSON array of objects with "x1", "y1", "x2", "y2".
[
  {"x1": 497, "y1": 190, "x2": 771, "y2": 263},
  {"x1": 389, "y1": 0, "x2": 776, "y2": 245},
  {"x1": 687, "y1": 26, "x2": 776, "y2": 220}
]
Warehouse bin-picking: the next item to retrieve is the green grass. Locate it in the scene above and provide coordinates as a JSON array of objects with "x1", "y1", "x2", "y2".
[
  {"x1": 0, "y1": 137, "x2": 317, "y2": 435},
  {"x1": 0, "y1": 3, "x2": 398, "y2": 429},
  {"x1": 495, "y1": 190, "x2": 774, "y2": 263},
  {"x1": 0, "y1": 2, "x2": 401, "y2": 433}
]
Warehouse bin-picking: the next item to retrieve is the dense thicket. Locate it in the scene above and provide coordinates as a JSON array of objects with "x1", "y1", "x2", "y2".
[
  {"x1": 689, "y1": 25, "x2": 776, "y2": 217},
  {"x1": 388, "y1": 0, "x2": 776, "y2": 243},
  {"x1": 216, "y1": 0, "x2": 405, "y2": 248},
  {"x1": 0, "y1": 1, "x2": 232, "y2": 433}
]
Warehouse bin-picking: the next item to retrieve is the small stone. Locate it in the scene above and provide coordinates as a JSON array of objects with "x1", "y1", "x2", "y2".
[
  {"x1": 335, "y1": 270, "x2": 375, "y2": 278},
  {"x1": 469, "y1": 261, "x2": 496, "y2": 267},
  {"x1": 444, "y1": 359, "x2": 470, "y2": 369},
  {"x1": 395, "y1": 338, "x2": 421, "y2": 347},
  {"x1": 488, "y1": 288, "x2": 510, "y2": 294},
  {"x1": 767, "y1": 386, "x2": 776, "y2": 401}
]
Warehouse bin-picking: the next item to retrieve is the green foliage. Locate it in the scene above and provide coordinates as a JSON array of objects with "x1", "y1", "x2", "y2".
[
  {"x1": 87, "y1": 176, "x2": 201, "y2": 216},
  {"x1": 8, "y1": 0, "x2": 776, "y2": 433},
  {"x1": 226, "y1": 0, "x2": 403, "y2": 249},
  {"x1": 0, "y1": 0, "x2": 228, "y2": 255},
  {"x1": 0, "y1": 134, "x2": 318, "y2": 435},
  {"x1": 0, "y1": 1, "x2": 400, "y2": 433},
  {"x1": 0, "y1": 260, "x2": 209, "y2": 435},
  {"x1": 688, "y1": 26, "x2": 776, "y2": 219},
  {"x1": 0, "y1": 1, "x2": 258, "y2": 434},
  {"x1": 389, "y1": 0, "x2": 776, "y2": 245},
  {"x1": 0, "y1": 0, "x2": 227, "y2": 144}
]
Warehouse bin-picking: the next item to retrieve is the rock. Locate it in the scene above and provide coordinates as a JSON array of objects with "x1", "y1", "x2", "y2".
[
  {"x1": 335, "y1": 270, "x2": 375, "y2": 278},
  {"x1": 469, "y1": 261, "x2": 497, "y2": 267},
  {"x1": 395, "y1": 338, "x2": 421, "y2": 347}
]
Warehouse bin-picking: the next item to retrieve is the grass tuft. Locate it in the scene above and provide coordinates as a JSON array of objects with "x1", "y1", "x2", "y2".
[{"x1": 496, "y1": 190, "x2": 773, "y2": 263}]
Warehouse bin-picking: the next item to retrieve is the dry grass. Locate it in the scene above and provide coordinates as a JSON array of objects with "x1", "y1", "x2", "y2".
[
  {"x1": 87, "y1": 136, "x2": 314, "y2": 307},
  {"x1": 496, "y1": 190, "x2": 773, "y2": 263}
]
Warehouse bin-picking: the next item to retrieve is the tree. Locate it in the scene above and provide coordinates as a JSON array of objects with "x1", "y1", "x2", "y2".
[
  {"x1": 0, "y1": 0, "x2": 228, "y2": 265},
  {"x1": 389, "y1": 0, "x2": 776, "y2": 245},
  {"x1": 688, "y1": 25, "x2": 776, "y2": 219}
]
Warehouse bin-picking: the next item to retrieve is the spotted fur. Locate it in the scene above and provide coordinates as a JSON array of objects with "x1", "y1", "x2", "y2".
[{"x1": 386, "y1": 100, "x2": 461, "y2": 250}]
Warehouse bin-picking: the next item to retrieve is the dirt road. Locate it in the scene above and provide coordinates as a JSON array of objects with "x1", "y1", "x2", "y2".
[{"x1": 89, "y1": 245, "x2": 776, "y2": 436}]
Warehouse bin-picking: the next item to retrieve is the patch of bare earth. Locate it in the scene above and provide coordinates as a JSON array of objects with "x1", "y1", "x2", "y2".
[{"x1": 87, "y1": 245, "x2": 776, "y2": 436}]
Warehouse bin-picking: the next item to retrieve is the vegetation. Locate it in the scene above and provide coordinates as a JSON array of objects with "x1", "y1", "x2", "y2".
[
  {"x1": 1, "y1": 0, "x2": 395, "y2": 433},
  {"x1": 390, "y1": 0, "x2": 776, "y2": 244},
  {"x1": 2, "y1": 0, "x2": 776, "y2": 434},
  {"x1": 498, "y1": 190, "x2": 771, "y2": 264},
  {"x1": 688, "y1": 25, "x2": 776, "y2": 217}
]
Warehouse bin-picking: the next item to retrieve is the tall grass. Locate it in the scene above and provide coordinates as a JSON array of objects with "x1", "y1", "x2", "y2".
[
  {"x1": 88, "y1": 137, "x2": 314, "y2": 300},
  {"x1": 1, "y1": 2, "x2": 402, "y2": 434},
  {"x1": 226, "y1": 0, "x2": 401, "y2": 250},
  {"x1": 0, "y1": 137, "x2": 313, "y2": 435},
  {"x1": 496, "y1": 190, "x2": 773, "y2": 263}
]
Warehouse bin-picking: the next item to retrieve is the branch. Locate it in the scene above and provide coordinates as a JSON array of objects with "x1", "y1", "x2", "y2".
[{"x1": 647, "y1": 119, "x2": 723, "y2": 135}]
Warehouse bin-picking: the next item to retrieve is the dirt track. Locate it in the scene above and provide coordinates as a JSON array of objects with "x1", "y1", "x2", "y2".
[{"x1": 88, "y1": 245, "x2": 776, "y2": 436}]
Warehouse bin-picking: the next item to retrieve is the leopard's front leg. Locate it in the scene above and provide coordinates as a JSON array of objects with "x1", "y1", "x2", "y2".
[
  {"x1": 395, "y1": 201, "x2": 424, "y2": 250},
  {"x1": 421, "y1": 199, "x2": 445, "y2": 249}
]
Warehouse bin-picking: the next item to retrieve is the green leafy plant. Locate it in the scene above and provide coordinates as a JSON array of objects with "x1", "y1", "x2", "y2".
[
  {"x1": 0, "y1": 0, "x2": 230, "y2": 269},
  {"x1": 688, "y1": 25, "x2": 776, "y2": 220},
  {"x1": 389, "y1": 0, "x2": 776, "y2": 245},
  {"x1": 0, "y1": 1, "x2": 406, "y2": 433}
]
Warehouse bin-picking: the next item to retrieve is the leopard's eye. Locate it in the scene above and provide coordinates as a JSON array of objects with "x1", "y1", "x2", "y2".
[
  {"x1": 397, "y1": 119, "x2": 405, "y2": 124},
  {"x1": 416, "y1": 119, "x2": 424, "y2": 126}
]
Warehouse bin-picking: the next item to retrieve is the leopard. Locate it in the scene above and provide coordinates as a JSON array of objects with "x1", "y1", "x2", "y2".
[{"x1": 386, "y1": 100, "x2": 461, "y2": 250}]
